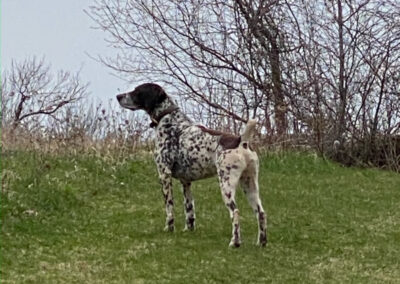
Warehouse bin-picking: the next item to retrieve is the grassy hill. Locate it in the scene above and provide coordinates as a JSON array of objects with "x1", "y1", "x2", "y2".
[{"x1": 1, "y1": 151, "x2": 400, "y2": 283}]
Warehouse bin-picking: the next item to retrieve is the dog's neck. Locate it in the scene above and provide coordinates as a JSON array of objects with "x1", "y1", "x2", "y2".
[
  {"x1": 150, "y1": 98, "x2": 176, "y2": 118},
  {"x1": 149, "y1": 97, "x2": 190, "y2": 128}
]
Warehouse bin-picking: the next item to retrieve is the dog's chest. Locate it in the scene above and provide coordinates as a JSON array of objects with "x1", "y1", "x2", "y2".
[{"x1": 155, "y1": 122, "x2": 219, "y2": 182}]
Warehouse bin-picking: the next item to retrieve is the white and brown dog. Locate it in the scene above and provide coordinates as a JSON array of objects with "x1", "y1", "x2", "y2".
[{"x1": 117, "y1": 83, "x2": 267, "y2": 247}]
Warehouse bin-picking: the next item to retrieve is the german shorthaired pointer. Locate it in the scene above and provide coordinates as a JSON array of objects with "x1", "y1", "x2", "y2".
[{"x1": 117, "y1": 83, "x2": 267, "y2": 247}]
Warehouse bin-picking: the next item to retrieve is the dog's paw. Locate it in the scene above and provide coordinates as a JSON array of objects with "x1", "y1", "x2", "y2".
[
  {"x1": 229, "y1": 239, "x2": 241, "y2": 248},
  {"x1": 182, "y1": 225, "x2": 195, "y2": 232},
  {"x1": 257, "y1": 233, "x2": 267, "y2": 247},
  {"x1": 164, "y1": 219, "x2": 174, "y2": 232},
  {"x1": 164, "y1": 225, "x2": 175, "y2": 232}
]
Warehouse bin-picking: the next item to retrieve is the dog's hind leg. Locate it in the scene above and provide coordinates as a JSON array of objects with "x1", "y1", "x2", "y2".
[
  {"x1": 181, "y1": 181, "x2": 195, "y2": 231},
  {"x1": 217, "y1": 151, "x2": 246, "y2": 247},
  {"x1": 240, "y1": 157, "x2": 267, "y2": 246}
]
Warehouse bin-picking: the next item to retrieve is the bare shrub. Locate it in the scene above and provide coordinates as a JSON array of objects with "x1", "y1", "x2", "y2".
[
  {"x1": 1, "y1": 57, "x2": 88, "y2": 130},
  {"x1": 1, "y1": 57, "x2": 153, "y2": 157}
]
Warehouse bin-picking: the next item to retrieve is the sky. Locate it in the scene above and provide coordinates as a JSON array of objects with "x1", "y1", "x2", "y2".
[{"x1": 1, "y1": 0, "x2": 128, "y2": 102}]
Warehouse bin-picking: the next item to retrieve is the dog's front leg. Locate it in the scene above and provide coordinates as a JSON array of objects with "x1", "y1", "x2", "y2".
[
  {"x1": 181, "y1": 181, "x2": 195, "y2": 231},
  {"x1": 157, "y1": 165, "x2": 175, "y2": 232}
]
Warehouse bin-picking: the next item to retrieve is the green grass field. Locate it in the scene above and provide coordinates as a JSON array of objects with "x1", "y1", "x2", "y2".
[{"x1": 1, "y1": 150, "x2": 400, "y2": 283}]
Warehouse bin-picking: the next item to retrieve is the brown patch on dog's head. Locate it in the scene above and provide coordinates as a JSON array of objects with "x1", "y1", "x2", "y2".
[{"x1": 116, "y1": 83, "x2": 167, "y2": 113}]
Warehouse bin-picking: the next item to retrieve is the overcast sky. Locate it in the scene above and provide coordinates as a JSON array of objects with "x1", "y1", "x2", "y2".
[{"x1": 1, "y1": 0, "x2": 128, "y2": 102}]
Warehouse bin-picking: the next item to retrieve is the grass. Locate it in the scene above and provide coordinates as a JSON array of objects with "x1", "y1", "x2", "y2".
[{"x1": 1, "y1": 150, "x2": 400, "y2": 283}]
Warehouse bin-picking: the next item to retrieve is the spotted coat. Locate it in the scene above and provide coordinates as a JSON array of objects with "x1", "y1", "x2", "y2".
[{"x1": 117, "y1": 83, "x2": 267, "y2": 247}]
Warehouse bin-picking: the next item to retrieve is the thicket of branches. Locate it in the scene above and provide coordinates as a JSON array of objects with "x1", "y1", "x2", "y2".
[
  {"x1": 87, "y1": 0, "x2": 399, "y2": 169},
  {"x1": 1, "y1": 1, "x2": 399, "y2": 170}
]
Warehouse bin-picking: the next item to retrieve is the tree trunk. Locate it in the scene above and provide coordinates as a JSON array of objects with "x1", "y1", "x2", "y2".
[
  {"x1": 269, "y1": 37, "x2": 287, "y2": 137},
  {"x1": 336, "y1": 0, "x2": 346, "y2": 144}
]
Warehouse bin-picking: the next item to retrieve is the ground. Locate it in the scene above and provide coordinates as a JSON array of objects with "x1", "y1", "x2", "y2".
[{"x1": 1, "y1": 151, "x2": 400, "y2": 283}]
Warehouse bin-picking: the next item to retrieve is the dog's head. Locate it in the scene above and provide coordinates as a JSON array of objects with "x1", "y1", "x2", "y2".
[{"x1": 116, "y1": 83, "x2": 167, "y2": 113}]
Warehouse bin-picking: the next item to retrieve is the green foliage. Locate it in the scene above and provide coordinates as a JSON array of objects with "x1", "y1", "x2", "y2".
[{"x1": 1, "y1": 151, "x2": 400, "y2": 283}]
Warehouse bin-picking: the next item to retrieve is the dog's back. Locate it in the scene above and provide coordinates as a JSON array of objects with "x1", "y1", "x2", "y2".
[{"x1": 168, "y1": 119, "x2": 257, "y2": 182}]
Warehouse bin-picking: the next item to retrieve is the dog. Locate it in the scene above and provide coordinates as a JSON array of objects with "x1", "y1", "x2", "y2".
[{"x1": 117, "y1": 83, "x2": 267, "y2": 247}]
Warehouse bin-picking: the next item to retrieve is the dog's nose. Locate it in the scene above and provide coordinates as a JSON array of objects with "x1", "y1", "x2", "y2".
[{"x1": 116, "y1": 93, "x2": 125, "y2": 102}]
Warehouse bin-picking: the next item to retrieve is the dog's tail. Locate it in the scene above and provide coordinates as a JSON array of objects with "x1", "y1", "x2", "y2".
[{"x1": 241, "y1": 119, "x2": 257, "y2": 142}]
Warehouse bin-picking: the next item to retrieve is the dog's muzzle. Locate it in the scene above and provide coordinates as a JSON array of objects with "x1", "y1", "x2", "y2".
[
  {"x1": 116, "y1": 93, "x2": 126, "y2": 102},
  {"x1": 116, "y1": 93, "x2": 139, "y2": 111}
]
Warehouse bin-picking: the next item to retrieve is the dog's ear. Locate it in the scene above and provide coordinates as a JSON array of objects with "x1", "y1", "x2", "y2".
[{"x1": 135, "y1": 84, "x2": 167, "y2": 112}]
